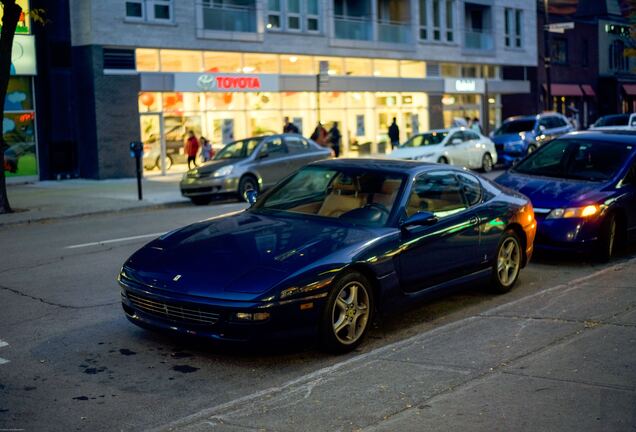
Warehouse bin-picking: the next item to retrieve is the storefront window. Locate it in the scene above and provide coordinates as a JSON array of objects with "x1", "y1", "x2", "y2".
[
  {"x1": 243, "y1": 53, "x2": 279, "y2": 73},
  {"x1": 282, "y1": 92, "x2": 311, "y2": 109},
  {"x1": 138, "y1": 92, "x2": 162, "y2": 113},
  {"x1": 400, "y1": 60, "x2": 426, "y2": 78},
  {"x1": 315, "y1": 57, "x2": 344, "y2": 75},
  {"x1": 4, "y1": 112, "x2": 36, "y2": 177},
  {"x1": 345, "y1": 58, "x2": 373, "y2": 76},
  {"x1": 319, "y1": 92, "x2": 345, "y2": 109},
  {"x1": 136, "y1": 49, "x2": 160, "y2": 71},
  {"x1": 440, "y1": 63, "x2": 459, "y2": 77},
  {"x1": 245, "y1": 92, "x2": 281, "y2": 110},
  {"x1": 162, "y1": 92, "x2": 203, "y2": 113},
  {"x1": 160, "y1": 50, "x2": 203, "y2": 72},
  {"x1": 5, "y1": 77, "x2": 32, "y2": 111},
  {"x1": 0, "y1": 0, "x2": 30, "y2": 34},
  {"x1": 206, "y1": 92, "x2": 245, "y2": 111},
  {"x1": 280, "y1": 54, "x2": 314, "y2": 74},
  {"x1": 203, "y1": 52, "x2": 242, "y2": 73},
  {"x1": 373, "y1": 59, "x2": 399, "y2": 77}
]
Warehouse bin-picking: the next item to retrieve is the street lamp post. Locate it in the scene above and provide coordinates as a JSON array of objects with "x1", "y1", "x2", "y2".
[{"x1": 544, "y1": 0, "x2": 553, "y2": 111}]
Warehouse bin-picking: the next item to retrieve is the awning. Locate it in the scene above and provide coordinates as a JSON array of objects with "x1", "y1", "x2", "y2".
[
  {"x1": 623, "y1": 84, "x2": 636, "y2": 95},
  {"x1": 581, "y1": 84, "x2": 596, "y2": 97},
  {"x1": 544, "y1": 83, "x2": 584, "y2": 97}
]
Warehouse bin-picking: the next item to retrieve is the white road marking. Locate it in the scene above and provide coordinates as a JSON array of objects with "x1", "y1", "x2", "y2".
[
  {"x1": 65, "y1": 232, "x2": 165, "y2": 249},
  {"x1": 0, "y1": 339, "x2": 9, "y2": 366}
]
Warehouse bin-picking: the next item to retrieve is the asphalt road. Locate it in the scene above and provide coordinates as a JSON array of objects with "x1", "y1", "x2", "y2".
[{"x1": 0, "y1": 179, "x2": 633, "y2": 432}]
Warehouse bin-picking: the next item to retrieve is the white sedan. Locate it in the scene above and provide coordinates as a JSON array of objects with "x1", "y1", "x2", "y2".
[{"x1": 389, "y1": 128, "x2": 497, "y2": 172}]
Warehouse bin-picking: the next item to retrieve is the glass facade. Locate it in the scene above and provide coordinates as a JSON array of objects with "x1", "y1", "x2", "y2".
[{"x1": 4, "y1": 77, "x2": 37, "y2": 179}]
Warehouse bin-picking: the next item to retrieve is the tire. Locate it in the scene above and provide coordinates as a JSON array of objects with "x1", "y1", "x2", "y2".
[
  {"x1": 491, "y1": 230, "x2": 522, "y2": 293},
  {"x1": 438, "y1": 156, "x2": 449, "y2": 164},
  {"x1": 156, "y1": 155, "x2": 173, "y2": 171},
  {"x1": 595, "y1": 213, "x2": 617, "y2": 263},
  {"x1": 238, "y1": 175, "x2": 259, "y2": 202},
  {"x1": 481, "y1": 153, "x2": 493, "y2": 173},
  {"x1": 527, "y1": 144, "x2": 537, "y2": 155},
  {"x1": 320, "y1": 271, "x2": 374, "y2": 353},
  {"x1": 190, "y1": 196, "x2": 212, "y2": 206}
]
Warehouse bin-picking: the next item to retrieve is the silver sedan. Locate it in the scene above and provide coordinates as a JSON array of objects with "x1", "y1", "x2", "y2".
[{"x1": 180, "y1": 134, "x2": 332, "y2": 205}]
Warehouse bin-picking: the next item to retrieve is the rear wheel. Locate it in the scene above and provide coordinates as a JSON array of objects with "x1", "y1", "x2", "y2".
[
  {"x1": 481, "y1": 153, "x2": 493, "y2": 173},
  {"x1": 438, "y1": 156, "x2": 449, "y2": 164},
  {"x1": 491, "y1": 230, "x2": 522, "y2": 293},
  {"x1": 190, "y1": 196, "x2": 212, "y2": 206},
  {"x1": 320, "y1": 272, "x2": 374, "y2": 353},
  {"x1": 527, "y1": 144, "x2": 537, "y2": 155},
  {"x1": 595, "y1": 213, "x2": 617, "y2": 263}
]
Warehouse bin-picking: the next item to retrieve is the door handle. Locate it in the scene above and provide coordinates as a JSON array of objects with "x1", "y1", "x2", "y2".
[{"x1": 469, "y1": 215, "x2": 480, "y2": 225}]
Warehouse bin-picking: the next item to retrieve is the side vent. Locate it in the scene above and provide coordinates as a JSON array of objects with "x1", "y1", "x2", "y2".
[{"x1": 103, "y1": 48, "x2": 136, "y2": 70}]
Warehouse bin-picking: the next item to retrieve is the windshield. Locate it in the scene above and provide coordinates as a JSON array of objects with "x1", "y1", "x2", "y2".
[
  {"x1": 214, "y1": 138, "x2": 262, "y2": 160},
  {"x1": 399, "y1": 132, "x2": 448, "y2": 148},
  {"x1": 513, "y1": 138, "x2": 634, "y2": 181},
  {"x1": 495, "y1": 119, "x2": 536, "y2": 135},
  {"x1": 253, "y1": 166, "x2": 405, "y2": 227},
  {"x1": 594, "y1": 115, "x2": 629, "y2": 127}
]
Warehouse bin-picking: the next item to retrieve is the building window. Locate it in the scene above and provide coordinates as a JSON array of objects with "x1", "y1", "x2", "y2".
[
  {"x1": 551, "y1": 38, "x2": 568, "y2": 64},
  {"x1": 445, "y1": 0, "x2": 454, "y2": 42},
  {"x1": 125, "y1": 0, "x2": 173, "y2": 22},
  {"x1": 609, "y1": 40, "x2": 628, "y2": 71},
  {"x1": 419, "y1": 0, "x2": 427, "y2": 40},
  {"x1": 432, "y1": 0, "x2": 441, "y2": 41},
  {"x1": 504, "y1": 8, "x2": 522, "y2": 48},
  {"x1": 267, "y1": 0, "x2": 320, "y2": 33}
]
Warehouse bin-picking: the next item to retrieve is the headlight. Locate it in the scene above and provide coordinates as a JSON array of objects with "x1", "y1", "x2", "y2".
[
  {"x1": 505, "y1": 141, "x2": 525, "y2": 151},
  {"x1": 213, "y1": 165, "x2": 234, "y2": 178},
  {"x1": 546, "y1": 205, "x2": 599, "y2": 219},
  {"x1": 415, "y1": 153, "x2": 435, "y2": 160}
]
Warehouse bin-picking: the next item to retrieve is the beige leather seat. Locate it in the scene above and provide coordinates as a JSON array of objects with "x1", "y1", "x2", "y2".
[
  {"x1": 318, "y1": 177, "x2": 365, "y2": 217},
  {"x1": 372, "y1": 179, "x2": 401, "y2": 209}
]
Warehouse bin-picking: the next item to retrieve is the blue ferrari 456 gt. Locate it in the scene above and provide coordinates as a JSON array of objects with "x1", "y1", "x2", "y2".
[
  {"x1": 119, "y1": 159, "x2": 536, "y2": 351},
  {"x1": 496, "y1": 130, "x2": 636, "y2": 261}
]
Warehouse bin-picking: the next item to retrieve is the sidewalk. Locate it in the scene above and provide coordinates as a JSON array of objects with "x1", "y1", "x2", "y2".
[
  {"x1": 1, "y1": 173, "x2": 188, "y2": 226},
  {"x1": 158, "y1": 258, "x2": 636, "y2": 432}
]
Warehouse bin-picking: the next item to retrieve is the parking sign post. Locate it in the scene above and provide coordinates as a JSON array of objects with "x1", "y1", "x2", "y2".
[{"x1": 130, "y1": 141, "x2": 144, "y2": 201}]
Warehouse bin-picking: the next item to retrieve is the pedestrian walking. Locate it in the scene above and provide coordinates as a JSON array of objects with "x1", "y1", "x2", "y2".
[
  {"x1": 283, "y1": 116, "x2": 299, "y2": 134},
  {"x1": 471, "y1": 117, "x2": 483, "y2": 134},
  {"x1": 200, "y1": 137, "x2": 213, "y2": 163},
  {"x1": 184, "y1": 130, "x2": 199, "y2": 170},
  {"x1": 388, "y1": 117, "x2": 400, "y2": 149},
  {"x1": 311, "y1": 122, "x2": 328, "y2": 147},
  {"x1": 328, "y1": 122, "x2": 342, "y2": 158}
]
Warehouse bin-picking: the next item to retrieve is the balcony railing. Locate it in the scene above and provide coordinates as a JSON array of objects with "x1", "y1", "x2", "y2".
[
  {"x1": 334, "y1": 15, "x2": 373, "y2": 41},
  {"x1": 378, "y1": 20, "x2": 412, "y2": 44},
  {"x1": 464, "y1": 28, "x2": 493, "y2": 50},
  {"x1": 199, "y1": 2, "x2": 256, "y2": 33}
]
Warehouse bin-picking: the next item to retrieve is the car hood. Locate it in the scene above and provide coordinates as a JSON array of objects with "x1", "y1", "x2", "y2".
[
  {"x1": 495, "y1": 171, "x2": 611, "y2": 209},
  {"x1": 123, "y1": 211, "x2": 379, "y2": 299},
  {"x1": 196, "y1": 158, "x2": 245, "y2": 173},
  {"x1": 389, "y1": 145, "x2": 442, "y2": 159},
  {"x1": 492, "y1": 133, "x2": 531, "y2": 145}
]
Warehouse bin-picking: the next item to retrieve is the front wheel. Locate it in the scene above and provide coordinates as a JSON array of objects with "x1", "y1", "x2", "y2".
[
  {"x1": 320, "y1": 272, "x2": 374, "y2": 353},
  {"x1": 238, "y1": 176, "x2": 259, "y2": 202},
  {"x1": 595, "y1": 213, "x2": 617, "y2": 263},
  {"x1": 438, "y1": 156, "x2": 449, "y2": 164},
  {"x1": 481, "y1": 153, "x2": 493, "y2": 173},
  {"x1": 527, "y1": 144, "x2": 537, "y2": 155},
  {"x1": 491, "y1": 230, "x2": 522, "y2": 293}
]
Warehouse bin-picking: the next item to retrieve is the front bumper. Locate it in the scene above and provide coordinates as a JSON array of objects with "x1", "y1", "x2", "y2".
[
  {"x1": 119, "y1": 280, "x2": 328, "y2": 343},
  {"x1": 533, "y1": 216, "x2": 602, "y2": 252},
  {"x1": 180, "y1": 176, "x2": 240, "y2": 197}
]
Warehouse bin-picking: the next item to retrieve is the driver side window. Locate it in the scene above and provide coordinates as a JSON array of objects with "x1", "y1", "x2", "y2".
[
  {"x1": 262, "y1": 137, "x2": 287, "y2": 157},
  {"x1": 622, "y1": 161, "x2": 636, "y2": 187},
  {"x1": 406, "y1": 172, "x2": 467, "y2": 218},
  {"x1": 447, "y1": 132, "x2": 463, "y2": 145}
]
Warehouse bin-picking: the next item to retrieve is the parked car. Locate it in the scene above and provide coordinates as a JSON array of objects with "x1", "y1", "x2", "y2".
[
  {"x1": 388, "y1": 128, "x2": 497, "y2": 172},
  {"x1": 495, "y1": 130, "x2": 636, "y2": 261},
  {"x1": 120, "y1": 159, "x2": 536, "y2": 351},
  {"x1": 589, "y1": 113, "x2": 636, "y2": 131},
  {"x1": 180, "y1": 134, "x2": 331, "y2": 205},
  {"x1": 492, "y1": 113, "x2": 574, "y2": 167}
]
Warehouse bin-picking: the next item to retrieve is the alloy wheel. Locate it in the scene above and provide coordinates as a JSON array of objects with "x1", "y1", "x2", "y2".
[
  {"x1": 331, "y1": 281, "x2": 370, "y2": 345},
  {"x1": 482, "y1": 154, "x2": 493, "y2": 172},
  {"x1": 497, "y1": 237, "x2": 521, "y2": 287}
]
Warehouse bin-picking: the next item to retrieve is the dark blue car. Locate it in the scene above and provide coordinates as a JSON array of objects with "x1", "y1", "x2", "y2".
[
  {"x1": 119, "y1": 159, "x2": 536, "y2": 351},
  {"x1": 496, "y1": 131, "x2": 636, "y2": 261}
]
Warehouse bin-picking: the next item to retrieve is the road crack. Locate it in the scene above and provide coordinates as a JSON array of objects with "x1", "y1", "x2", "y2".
[{"x1": 0, "y1": 284, "x2": 118, "y2": 310}]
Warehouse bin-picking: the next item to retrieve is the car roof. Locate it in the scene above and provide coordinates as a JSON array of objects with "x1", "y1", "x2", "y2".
[
  {"x1": 560, "y1": 130, "x2": 636, "y2": 144},
  {"x1": 310, "y1": 158, "x2": 469, "y2": 175},
  {"x1": 504, "y1": 112, "x2": 565, "y2": 122}
]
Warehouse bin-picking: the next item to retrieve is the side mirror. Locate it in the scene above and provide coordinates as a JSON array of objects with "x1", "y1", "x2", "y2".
[
  {"x1": 538, "y1": 125, "x2": 546, "y2": 132},
  {"x1": 400, "y1": 211, "x2": 438, "y2": 231},
  {"x1": 451, "y1": 138, "x2": 462, "y2": 145},
  {"x1": 244, "y1": 189, "x2": 258, "y2": 205}
]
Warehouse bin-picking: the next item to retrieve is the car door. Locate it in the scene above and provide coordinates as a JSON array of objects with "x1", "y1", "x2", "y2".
[
  {"x1": 446, "y1": 131, "x2": 470, "y2": 166},
  {"x1": 462, "y1": 130, "x2": 482, "y2": 168},
  {"x1": 254, "y1": 136, "x2": 291, "y2": 188},
  {"x1": 284, "y1": 135, "x2": 321, "y2": 171},
  {"x1": 618, "y1": 158, "x2": 636, "y2": 241},
  {"x1": 396, "y1": 170, "x2": 481, "y2": 292}
]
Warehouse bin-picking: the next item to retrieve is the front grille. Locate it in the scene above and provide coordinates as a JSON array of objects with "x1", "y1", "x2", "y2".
[{"x1": 125, "y1": 291, "x2": 221, "y2": 326}]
